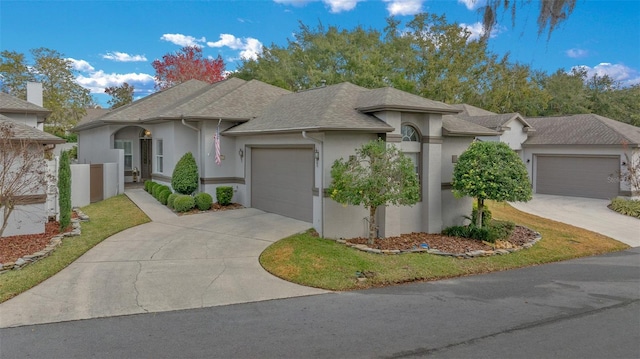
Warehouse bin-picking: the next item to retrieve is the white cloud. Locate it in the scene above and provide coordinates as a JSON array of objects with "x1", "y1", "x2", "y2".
[
  {"x1": 458, "y1": 0, "x2": 485, "y2": 10},
  {"x1": 273, "y1": 0, "x2": 314, "y2": 7},
  {"x1": 103, "y1": 52, "x2": 148, "y2": 62},
  {"x1": 565, "y1": 48, "x2": 588, "y2": 59},
  {"x1": 160, "y1": 33, "x2": 205, "y2": 47},
  {"x1": 67, "y1": 58, "x2": 95, "y2": 72},
  {"x1": 573, "y1": 63, "x2": 640, "y2": 87},
  {"x1": 75, "y1": 70, "x2": 155, "y2": 94},
  {"x1": 383, "y1": 0, "x2": 423, "y2": 16},
  {"x1": 324, "y1": 0, "x2": 362, "y2": 13},
  {"x1": 460, "y1": 21, "x2": 500, "y2": 41},
  {"x1": 208, "y1": 34, "x2": 264, "y2": 60}
]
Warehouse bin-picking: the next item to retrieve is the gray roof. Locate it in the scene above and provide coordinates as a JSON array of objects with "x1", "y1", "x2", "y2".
[
  {"x1": 0, "y1": 92, "x2": 51, "y2": 116},
  {"x1": 225, "y1": 82, "x2": 394, "y2": 135},
  {"x1": 451, "y1": 103, "x2": 496, "y2": 116},
  {"x1": 442, "y1": 115, "x2": 500, "y2": 136},
  {"x1": 357, "y1": 87, "x2": 460, "y2": 114},
  {"x1": 75, "y1": 108, "x2": 110, "y2": 127},
  {"x1": 524, "y1": 114, "x2": 640, "y2": 146},
  {"x1": 0, "y1": 115, "x2": 65, "y2": 144},
  {"x1": 456, "y1": 113, "x2": 533, "y2": 132}
]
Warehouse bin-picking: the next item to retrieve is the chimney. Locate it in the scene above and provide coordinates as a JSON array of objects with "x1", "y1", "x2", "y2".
[{"x1": 27, "y1": 82, "x2": 43, "y2": 107}]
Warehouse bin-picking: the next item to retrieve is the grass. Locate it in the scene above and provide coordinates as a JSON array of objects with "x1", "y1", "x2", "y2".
[
  {"x1": 0, "y1": 195, "x2": 150, "y2": 303},
  {"x1": 260, "y1": 201, "x2": 630, "y2": 291},
  {"x1": 609, "y1": 197, "x2": 640, "y2": 219}
]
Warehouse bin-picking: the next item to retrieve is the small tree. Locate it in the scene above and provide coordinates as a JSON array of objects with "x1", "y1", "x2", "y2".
[
  {"x1": 329, "y1": 139, "x2": 420, "y2": 244},
  {"x1": 171, "y1": 152, "x2": 199, "y2": 195},
  {"x1": 152, "y1": 46, "x2": 226, "y2": 91},
  {"x1": 104, "y1": 82, "x2": 134, "y2": 109},
  {"x1": 0, "y1": 122, "x2": 49, "y2": 237},
  {"x1": 452, "y1": 141, "x2": 532, "y2": 227},
  {"x1": 58, "y1": 150, "x2": 71, "y2": 231}
]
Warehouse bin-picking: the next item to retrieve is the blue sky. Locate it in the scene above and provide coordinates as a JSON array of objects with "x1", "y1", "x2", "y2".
[{"x1": 1, "y1": 0, "x2": 639, "y2": 107}]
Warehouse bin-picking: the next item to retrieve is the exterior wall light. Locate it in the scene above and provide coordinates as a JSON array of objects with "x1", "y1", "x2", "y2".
[{"x1": 239, "y1": 148, "x2": 244, "y2": 161}]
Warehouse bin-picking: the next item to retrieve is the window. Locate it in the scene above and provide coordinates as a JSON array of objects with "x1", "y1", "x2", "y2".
[
  {"x1": 401, "y1": 124, "x2": 421, "y2": 184},
  {"x1": 114, "y1": 140, "x2": 132, "y2": 170},
  {"x1": 156, "y1": 139, "x2": 164, "y2": 173}
]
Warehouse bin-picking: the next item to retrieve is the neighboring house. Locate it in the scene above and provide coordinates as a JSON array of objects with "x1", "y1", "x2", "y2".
[
  {"x1": 74, "y1": 78, "x2": 498, "y2": 239},
  {"x1": 0, "y1": 84, "x2": 65, "y2": 237},
  {"x1": 457, "y1": 104, "x2": 640, "y2": 199}
]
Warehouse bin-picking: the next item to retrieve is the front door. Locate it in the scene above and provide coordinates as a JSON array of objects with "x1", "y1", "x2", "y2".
[{"x1": 141, "y1": 139, "x2": 152, "y2": 180}]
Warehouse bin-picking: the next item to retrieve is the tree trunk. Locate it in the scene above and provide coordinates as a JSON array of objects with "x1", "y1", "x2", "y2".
[
  {"x1": 368, "y1": 205, "x2": 377, "y2": 245},
  {"x1": 0, "y1": 205, "x2": 13, "y2": 238},
  {"x1": 476, "y1": 198, "x2": 484, "y2": 227}
]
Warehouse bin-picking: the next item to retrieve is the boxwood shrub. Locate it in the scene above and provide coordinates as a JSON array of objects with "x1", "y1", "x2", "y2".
[
  {"x1": 167, "y1": 193, "x2": 179, "y2": 209},
  {"x1": 144, "y1": 180, "x2": 153, "y2": 192},
  {"x1": 172, "y1": 152, "x2": 199, "y2": 195},
  {"x1": 173, "y1": 194, "x2": 195, "y2": 212},
  {"x1": 194, "y1": 192, "x2": 213, "y2": 211},
  {"x1": 158, "y1": 188, "x2": 172, "y2": 205},
  {"x1": 216, "y1": 186, "x2": 233, "y2": 206}
]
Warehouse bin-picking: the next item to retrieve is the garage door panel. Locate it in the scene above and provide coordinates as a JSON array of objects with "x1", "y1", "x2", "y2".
[
  {"x1": 252, "y1": 148, "x2": 313, "y2": 222},
  {"x1": 535, "y1": 156, "x2": 619, "y2": 199}
]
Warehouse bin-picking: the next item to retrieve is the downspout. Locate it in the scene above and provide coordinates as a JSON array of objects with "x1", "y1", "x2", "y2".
[
  {"x1": 181, "y1": 116, "x2": 202, "y2": 193},
  {"x1": 302, "y1": 131, "x2": 324, "y2": 237}
]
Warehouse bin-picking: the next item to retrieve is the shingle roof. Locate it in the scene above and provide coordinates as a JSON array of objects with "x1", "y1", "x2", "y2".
[
  {"x1": 357, "y1": 87, "x2": 460, "y2": 114},
  {"x1": 224, "y1": 82, "x2": 393, "y2": 135},
  {"x1": 451, "y1": 104, "x2": 496, "y2": 116},
  {"x1": 442, "y1": 115, "x2": 500, "y2": 136},
  {"x1": 0, "y1": 115, "x2": 65, "y2": 144},
  {"x1": 456, "y1": 113, "x2": 532, "y2": 131},
  {"x1": 0, "y1": 92, "x2": 51, "y2": 115},
  {"x1": 75, "y1": 108, "x2": 110, "y2": 127},
  {"x1": 524, "y1": 114, "x2": 640, "y2": 146}
]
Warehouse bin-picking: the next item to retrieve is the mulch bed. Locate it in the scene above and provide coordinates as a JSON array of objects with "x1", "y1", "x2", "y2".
[
  {"x1": 346, "y1": 226, "x2": 538, "y2": 254},
  {"x1": 0, "y1": 221, "x2": 68, "y2": 264},
  {"x1": 177, "y1": 202, "x2": 244, "y2": 215}
]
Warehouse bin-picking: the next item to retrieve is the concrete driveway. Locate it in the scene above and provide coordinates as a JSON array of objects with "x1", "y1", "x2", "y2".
[
  {"x1": 0, "y1": 189, "x2": 328, "y2": 328},
  {"x1": 510, "y1": 194, "x2": 640, "y2": 247}
]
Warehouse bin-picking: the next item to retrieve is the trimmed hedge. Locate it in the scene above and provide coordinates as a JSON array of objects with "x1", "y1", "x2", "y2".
[
  {"x1": 173, "y1": 194, "x2": 195, "y2": 212},
  {"x1": 172, "y1": 152, "x2": 199, "y2": 195},
  {"x1": 194, "y1": 192, "x2": 213, "y2": 211},
  {"x1": 144, "y1": 180, "x2": 153, "y2": 192},
  {"x1": 58, "y1": 150, "x2": 72, "y2": 231},
  {"x1": 158, "y1": 188, "x2": 172, "y2": 205},
  {"x1": 167, "y1": 193, "x2": 179, "y2": 209},
  {"x1": 216, "y1": 186, "x2": 233, "y2": 206}
]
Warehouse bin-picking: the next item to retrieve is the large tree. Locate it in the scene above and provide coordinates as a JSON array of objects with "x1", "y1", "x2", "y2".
[
  {"x1": 452, "y1": 141, "x2": 532, "y2": 227},
  {"x1": 0, "y1": 48, "x2": 94, "y2": 131},
  {"x1": 329, "y1": 139, "x2": 420, "y2": 244},
  {"x1": 152, "y1": 46, "x2": 226, "y2": 91},
  {"x1": 105, "y1": 82, "x2": 134, "y2": 109}
]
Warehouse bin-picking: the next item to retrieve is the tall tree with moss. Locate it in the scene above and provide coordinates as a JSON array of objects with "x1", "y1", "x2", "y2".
[
  {"x1": 452, "y1": 141, "x2": 532, "y2": 227},
  {"x1": 171, "y1": 152, "x2": 199, "y2": 195},
  {"x1": 329, "y1": 139, "x2": 420, "y2": 244},
  {"x1": 58, "y1": 150, "x2": 71, "y2": 231}
]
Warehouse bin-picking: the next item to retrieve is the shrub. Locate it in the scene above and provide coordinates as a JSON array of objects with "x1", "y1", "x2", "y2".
[
  {"x1": 172, "y1": 152, "x2": 199, "y2": 195},
  {"x1": 149, "y1": 182, "x2": 159, "y2": 196},
  {"x1": 58, "y1": 150, "x2": 71, "y2": 231},
  {"x1": 144, "y1": 180, "x2": 153, "y2": 192},
  {"x1": 442, "y1": 220, "x2": 514, "y2": 244},
  {"x1": 158, "y1": 188, "x2": 172, "y2": 205},
  {"x1": 194, "y1": 192, "x2": 213, "y2": 211},
  {"x1": 167, "y1": 193, "x2": 179, "y2": 209},
  {"x1": 471, "y1": 203, "x2": 492, "y2": 227},
  {"x1": 442, "y1": 225, "x2": 469, "y2": 238},
  {"x1": 609, "y1": 198, "x2": 640, "y2": 219},
  {"x1": 155, "y1": 185, "x2": 169, "y2": 201},
  {"x1": 173, "y1": 194, "x2": 195, "y2": 212},
  {"x1": 216, "y1": 186, "x2": 233, "y2": 206},
  {"x1": 490, "y1": 220, "x2": 515, "y2": 240}
]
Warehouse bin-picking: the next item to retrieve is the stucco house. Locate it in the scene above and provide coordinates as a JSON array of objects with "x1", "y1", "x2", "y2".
[
  {"x1": 74, "y1": 78, "x2": 498, "y2": 238},
  {"x1": 0, "y1": 84, "x2": 65, "y2": 237},
  {"x1": 457, "y1": 105, "x2": 640, "y2": 199}
]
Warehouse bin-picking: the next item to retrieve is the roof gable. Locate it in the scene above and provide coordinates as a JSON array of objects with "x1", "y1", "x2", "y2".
[
  {"x1": 0, "y1": 92, "x2": 51, "y2": 115},
  {"x1": 357, "y1": 87, "x2": 459, "y2": 114},
  {"x1": 524, "y1": 114, "x2": 640, "y2": 146},
  {"x1": 0, "y1": 115, "x2": 65, "y2": 144}
]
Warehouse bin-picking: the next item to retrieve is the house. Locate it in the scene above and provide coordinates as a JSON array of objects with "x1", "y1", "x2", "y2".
[
  {"x1": 456, "y1": 105, "x2": 640, "y2": 199},
  {"x1": 0, "y1": 84, "x2": 65, "y2": 237},
  {"x1": 74, "y1": 78, "x2": 498, "y2": 239}
]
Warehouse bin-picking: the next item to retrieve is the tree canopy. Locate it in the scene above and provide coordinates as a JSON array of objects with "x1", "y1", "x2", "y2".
[
  {"x1": 152, "y1": 46, "x2": 226, "y2": 91},
  {"x1": 105, "y1": 82, "x2": 134, "y2": 109},
  {"x1": 329, "y1": 139, "x2": 420, "y2": 243},
  {"x1": 452, "y1": 141, "x2": 532, "y2": 227}
]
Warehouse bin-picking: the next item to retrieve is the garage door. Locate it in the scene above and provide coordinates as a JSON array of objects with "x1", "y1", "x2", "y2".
[
  {"x1": 251, "y1": 147, "x2": 313, "y2": 222},
  {"x1": 535, "y1": 155, "x2": 619, "y2": 199}
]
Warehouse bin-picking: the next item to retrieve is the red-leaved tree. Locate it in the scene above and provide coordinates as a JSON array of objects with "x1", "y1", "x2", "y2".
[{"x1": 152, "y1": 46, "x2": 226, "y2": 91}]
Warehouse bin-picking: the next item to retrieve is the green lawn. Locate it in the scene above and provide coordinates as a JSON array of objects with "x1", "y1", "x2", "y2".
[
  {"x1": 0, "y1": 195, "x2": 150, "y2": 303},
  {"x1": 260, "y1": 201, "x2": 630, "y2": 291}
]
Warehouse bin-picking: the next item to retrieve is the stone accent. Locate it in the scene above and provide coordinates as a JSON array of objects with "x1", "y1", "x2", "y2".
[
  {"x1": 0, "y1": 208, "x2": 90, "y2": 273},
  {"x1": 331, "y1": 229, "x2": 542, "y2": 259}
]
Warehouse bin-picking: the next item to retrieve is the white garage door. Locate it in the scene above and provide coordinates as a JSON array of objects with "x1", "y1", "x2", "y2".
[
  {"x1": 535, "y1": 155, "x2": 619, "y2": 199},
  {"x1": 251, "y1": 147, "x2": 314, "y2": 222}
]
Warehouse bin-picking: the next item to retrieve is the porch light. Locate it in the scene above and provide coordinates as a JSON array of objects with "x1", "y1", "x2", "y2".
[
  {"x1": 239, "y1": 148, "x2": 244, "y2": 160},
  {"x1": 144, "y1": 130, "x2": 151, "y2": 137}
]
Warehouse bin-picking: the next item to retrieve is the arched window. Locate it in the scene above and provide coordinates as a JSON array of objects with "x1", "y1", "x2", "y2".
[{"x1": 401, "y1": 124, "x2": 421, "y2": 183}]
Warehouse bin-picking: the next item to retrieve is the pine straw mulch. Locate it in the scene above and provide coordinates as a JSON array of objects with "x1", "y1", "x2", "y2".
[
  {"x1": 0, "y1": 221, "x2": 71, "y2": 264},
  {"x1": 346, "y1": 226, "x2": 538, "y2": 254}
]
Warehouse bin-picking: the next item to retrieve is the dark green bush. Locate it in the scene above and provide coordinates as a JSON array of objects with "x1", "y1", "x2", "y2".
[
  {"x1": 156, "y1": 186, "x2": 171, "y2": 201},
  {"x1": 216, "y1": 186, "x2": 233, "y2": 206},
  {"x1": 443, "y1": 219, "x2": 514, "y2": 244},
  {"x1": 171, "y1": 152, "x2": 199, "y2": 195},
  {"x1": 609, "y1": 198, "x2": 640, "y2": 219},
  {"x1": 144, "y1": 180, "x2": 153, "y2": 192},
  {"x1": 149, "y1": 182, "x2": 159, "y2": 196},
  {"x1": 194, "y1": 192, "x2": 213, "y2": 211},
  {"x1": 173, "y1": 195, "x2": 195, "y2": 212},
  {"x1": 442, "y1": 225, "x2": 469, "y2": 238},
  {"x1": 490, "y1": 220, "x2": 515, "y2": 240},
  {"x1": 158, "y1": 188, "x2": 172, "y2": 205},
  {"x1": 167, "y1": 193, "x2": 179, "y2": 209},
  {"x1": 58, "y1": 150, "x2": 71, "y2": 231}
]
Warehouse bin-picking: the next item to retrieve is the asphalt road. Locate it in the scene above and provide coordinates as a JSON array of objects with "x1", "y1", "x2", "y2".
[{"x1": 1, "y1": 248, "x2": 639, "y2": 359}]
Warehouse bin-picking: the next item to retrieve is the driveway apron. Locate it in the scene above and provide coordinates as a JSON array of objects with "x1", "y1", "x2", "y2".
[
  {"x1": 0, "y1": 189, "x2": 328, "y2": 328},
  {"x1": 510, "y1": 194, "x2": 640, "y2": 247}
]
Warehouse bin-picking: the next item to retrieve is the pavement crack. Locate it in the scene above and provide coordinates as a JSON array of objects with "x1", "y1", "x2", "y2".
[
  {"x1": 201, "y1": 259, "x2": 227, "y2": 307},
  {"x1": 133, "y1": 261, "x2": 149, "y2": 313},
  {"x1": 381, "y1": 298, "x2": 640, "y2": 359}
]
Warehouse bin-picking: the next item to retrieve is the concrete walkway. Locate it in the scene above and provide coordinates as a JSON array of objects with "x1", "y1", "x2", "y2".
[
  {"x1": 0, "y1": 189, "x2": 328, "y2": 328},
  {"x1": 510, "y1": 194, "x2": 640, "y2": 247}
]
